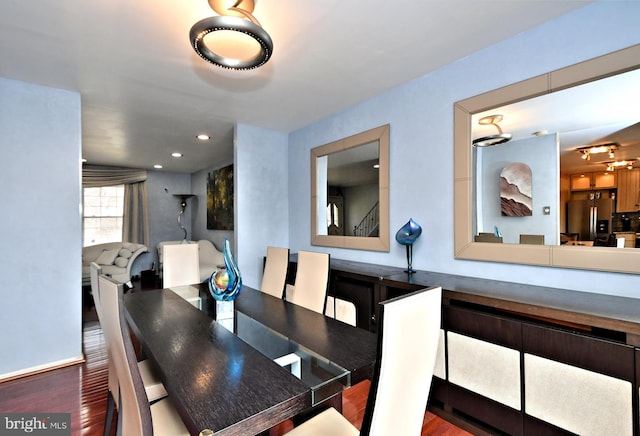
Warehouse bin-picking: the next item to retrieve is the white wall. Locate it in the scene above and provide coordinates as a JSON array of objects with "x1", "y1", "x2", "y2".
[
  {"x1": 282, "y1": 1, "x2": 640, "y2": 297},
  {"x1": 0, "y1": 78, "x2": 83, "y2": 378},
  {"x1": 235, "y1": 124, "x2": 289, "y2": 289}
]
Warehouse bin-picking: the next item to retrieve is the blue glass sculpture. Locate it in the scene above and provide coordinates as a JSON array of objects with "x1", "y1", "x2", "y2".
[
  {"x1": 208, "y1": 238, "x2": 243, "y2": 301},
  {"x1": 395, "y1": 218, "x2": 422, "y2": 273}
]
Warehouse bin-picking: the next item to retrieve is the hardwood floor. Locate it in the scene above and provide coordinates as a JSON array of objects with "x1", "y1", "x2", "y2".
[{"x1": 0, "y1": 307, "x2": 471, "y2": 436}]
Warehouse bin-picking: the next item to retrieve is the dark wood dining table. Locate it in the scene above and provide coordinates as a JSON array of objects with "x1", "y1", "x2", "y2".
[{"x1": 124, "y1": 285, "x2": 377, "y2": 436}]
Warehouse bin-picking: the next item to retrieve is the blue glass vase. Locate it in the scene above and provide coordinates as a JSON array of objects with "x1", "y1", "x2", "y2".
[
  {"x1": 208, "y1": 238, "x2": 243, "y2": 301},
  {"x1": 395, "y1": 218, "x2": 422, "y2": 273}
]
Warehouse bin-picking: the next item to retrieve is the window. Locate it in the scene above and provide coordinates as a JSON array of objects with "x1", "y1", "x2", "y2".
[
  {"x1": 327, "y1": 203, "x2": 340, "y2": 228},
  {"x1": 83, "y1": 185, "x2": 124, "y2": 247}
]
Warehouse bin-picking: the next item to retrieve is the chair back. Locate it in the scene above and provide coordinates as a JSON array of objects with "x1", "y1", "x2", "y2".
[
  {"x1": 260, "y1": 246, "x2": 290, "y2": 298},
  {"x1": 360, "y1": 286, "x2": 442, "y2": 436},
  {"x1": 197, "y1": 240, "x2": 224, "y2": 282},
  {"x1": 325, "y1": 296, "x2": 357, "y2": 326},
  {"x1": 99, "y1": 275, "x2": 153, "y2": 436},
  {"x1": 519, "y1": 234, "x2": 545, "y2": 245},
  {"x1": 163, "y1": 243, "x2": 200, "y2": 288},
  {"x1": 91, "y1": 262, "x2": 121, "y2": 407},
  {"x1": 90, "y1": 262, "x2": 103, "y2": 317},
  {"x1": 474, "y1": 233, "x2": 503, "y2": 243},
  {"x1": 286, "y1": 251, "x2": 329, "y2": 314}
]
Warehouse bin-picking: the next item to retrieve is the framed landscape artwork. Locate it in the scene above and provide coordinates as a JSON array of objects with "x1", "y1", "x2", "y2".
[
  {"x1": 207, "y1": 164, "x2": 234, "y2": 230},
  {"x1": 500, "y1": 162, "x2": 532, "y2": 217}
]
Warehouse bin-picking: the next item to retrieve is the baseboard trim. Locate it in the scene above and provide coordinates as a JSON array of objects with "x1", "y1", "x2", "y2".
[{"x1": 0, "y1": 354, "x2": 86, "y2": 383}]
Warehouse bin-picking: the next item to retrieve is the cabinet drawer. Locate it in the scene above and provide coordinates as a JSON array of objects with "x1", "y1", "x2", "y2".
[
  {"x1": 445, "y1": 306, "x2": 523, "y2": 433},
  {"x1": 523, "y1": 323, "x2": 634, "y2": 380},
  {"x1": 524, "y1": 353, "x2": 632, "y2": 436},
  {"x1": 448, "y1": 331, "x2": 521, "y2": 410},
  {"x1": 523, "y1": 324, "x2": 634, "y2": 436},
  {"x1": 445, "y1": 305, "x2": 522, "y2": 349}
]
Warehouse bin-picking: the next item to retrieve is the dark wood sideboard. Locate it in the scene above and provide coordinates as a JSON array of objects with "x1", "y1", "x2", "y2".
[{"x1": 287, "y1": 254, "x2": 640, "y2": 436}]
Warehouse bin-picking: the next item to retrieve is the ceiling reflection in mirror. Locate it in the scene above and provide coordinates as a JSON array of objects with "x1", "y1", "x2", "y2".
[{"x1": 471, "y1": 68, "x2": 640, "y2": 246}]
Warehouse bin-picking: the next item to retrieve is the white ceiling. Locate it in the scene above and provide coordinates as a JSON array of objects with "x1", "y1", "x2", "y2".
[
  {"x1": 0, "y1": 0, "x2": 591, "y2": 173},
  {"x1": 473, "y1": 68, "x2": 640, "y2": 174}
]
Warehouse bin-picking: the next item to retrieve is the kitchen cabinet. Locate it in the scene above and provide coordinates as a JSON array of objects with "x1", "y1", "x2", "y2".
[
  {"x1": 616, "y1": 168, "x2": 640, "y2": 212},
  {"x1": 570, "y1": 171, "x2": 616, "y2": 191}
]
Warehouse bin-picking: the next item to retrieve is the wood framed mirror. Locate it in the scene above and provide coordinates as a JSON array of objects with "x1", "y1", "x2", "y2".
[
  {"x1": 311, "y1": 124, "x2": 390, "y2": 251},
  {"x1": 454, "y1": 44, "x2": 640, "y2": 274}
]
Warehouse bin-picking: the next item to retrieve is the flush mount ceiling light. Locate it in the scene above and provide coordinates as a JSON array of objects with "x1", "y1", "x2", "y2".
[
  {"x1": 189, "y1": 0, "x2": 273, "y2": 70},
  {"x1": 578, "y1": 143, "x2": 618, "y2": 160},
  {"x1": 472, "y1": 114, "x2": 512, "y2": 147},
  {"x1": 605, "y1": 159, "x2": 635, "y2": 171}
]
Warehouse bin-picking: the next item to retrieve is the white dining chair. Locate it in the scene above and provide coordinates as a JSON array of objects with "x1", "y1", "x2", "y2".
[
  {"x1": 99, "y1": 275, "x2": 189, "y2": 436},
  {"x1": 284, "y1": 286, "x2": 443, "y2": 436},
  {"x1": 285, "y1": 250, "x2": 330, "y2": 314},
  {"x1": 325, "y1": 296, "x2": 357, "y2": 326},
  {"x1": 163, "y1": 243, "x2": 202, "y2": 309},
  {"x1": 519, "y1": 234, "x2": 545, "y2": 245},
  {"x1": 90, "y1": 263, "x2": 168, "y2": 436},
  {"x1": 260, "y1": 246, "x2": 290, "y2": 299}
]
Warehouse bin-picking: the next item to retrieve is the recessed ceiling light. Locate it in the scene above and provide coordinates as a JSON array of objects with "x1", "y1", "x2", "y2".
[
  {"x1": 171, "y1": 152, "x2": 183, "y2": 158},
  {"x1": 196, "y1": 134, "x2": 210, "y2": 141},
  {"x1": 154, "y1": 164, "x2": 163, "y2": 169},
  {"x1": 81, "y1": 158, "x2": 87, "y2": 163}
]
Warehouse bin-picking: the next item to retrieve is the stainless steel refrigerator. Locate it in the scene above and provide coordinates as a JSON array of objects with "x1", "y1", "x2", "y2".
[{"x1": 567, "y1": 197, "x2": 614, "y2": 241}]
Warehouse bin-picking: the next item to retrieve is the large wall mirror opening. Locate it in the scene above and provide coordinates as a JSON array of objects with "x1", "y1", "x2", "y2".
[
  {"x1": 311, "y1": 124, "x2": 390, "y2": 251},
  {"x1": 454, "y1": 44, "x2": 640, "y2": 274}
]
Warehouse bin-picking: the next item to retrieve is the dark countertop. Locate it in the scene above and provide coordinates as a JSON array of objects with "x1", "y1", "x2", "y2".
[{"x1": 324, "y1": 258, "x2": 640, "y2": 339}]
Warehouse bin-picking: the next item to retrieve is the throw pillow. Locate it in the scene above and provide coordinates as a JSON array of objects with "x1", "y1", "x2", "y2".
[
  {"x1": 95, "y1": 248, "x2": 119, "y2": 265},
  {"x1": 114, "y1": 257, "x2": 129, "y2": 268}
]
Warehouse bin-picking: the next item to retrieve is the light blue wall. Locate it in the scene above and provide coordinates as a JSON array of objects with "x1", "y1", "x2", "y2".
[
  {"x1": 478, "y1": 134, "x2": 559, "y2": 245},
  {"x1": 143, "y1": 171, "x2": 193, "y2": 274},
  {"x1": 283, "y1": 1, "x2": 640, "y2": 297},
  {"x1": 235, "y1": 124, "x2": 289, "y2": 289},
  {"x1": 0, "y1": 78, "x2": 83, "y2": 377},
  {"x1": 133, "y1": 168, "x2": 234, "y2": 277}
]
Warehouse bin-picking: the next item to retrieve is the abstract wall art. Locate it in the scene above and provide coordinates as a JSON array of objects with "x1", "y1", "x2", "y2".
[
  {"x1": 500, "y1": 162, "x2": 532, "y2": 216},
  {"x1": 207, "y1": 164, "x2": 234, "y2": 230}
]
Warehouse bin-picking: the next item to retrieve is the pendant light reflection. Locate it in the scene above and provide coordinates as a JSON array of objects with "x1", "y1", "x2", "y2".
[
  {"x1": 190, "y1": 0, "x2": 273, "y2": 70},
  {"x1": 472, "y1": 114, "x2": 512, "y2": 147}
]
